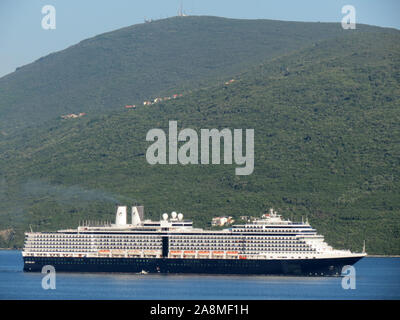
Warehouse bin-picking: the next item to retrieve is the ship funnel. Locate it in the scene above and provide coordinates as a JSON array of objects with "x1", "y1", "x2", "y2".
[
  {"x1": 131, "y1": 206, "x2": 142, "y2": 226},
  {"x1": 116, "y1": 206, "x2": 127, "y2": 225}
]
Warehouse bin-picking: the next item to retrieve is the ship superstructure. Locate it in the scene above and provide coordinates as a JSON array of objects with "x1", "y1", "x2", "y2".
[{"x1": 22, "y1": 206, "x2": 366, "y2": 275}]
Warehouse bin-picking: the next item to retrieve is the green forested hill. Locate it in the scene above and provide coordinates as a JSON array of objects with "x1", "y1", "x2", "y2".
[
  {"x1": 0, "y1": 28, "x2": 399, "y2": 254},
  {"x1": 0, "y1": 16, "x2": 392, "y2": 133}
]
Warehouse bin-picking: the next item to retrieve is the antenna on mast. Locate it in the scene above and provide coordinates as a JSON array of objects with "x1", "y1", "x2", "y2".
[
  {"x1": 178, "y1": 1, "x2": 187, "y2": 16},
  {"x1": 362, "y1": 240, "x2": 366, "y2": 253},
  {"x1": 178, "y1": 1, "x2": 182, "y2": 16}
]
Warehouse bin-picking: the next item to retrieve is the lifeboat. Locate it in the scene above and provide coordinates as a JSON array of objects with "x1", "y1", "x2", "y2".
[
  {"x1": 212, "y1": 251, "x2": 224, "y2": 255},
  {"x1": 198, "y1": 251, "x2": 210, "y2": 255},
  {"x1": 239, "y1": 255, "x2": 247, "y2": 260},
  {"x1": 111, "y1": 250, "x2": 125, "y2": 257},
  {"x1": 170, "y1": 250, "x2": 182, "y2": 254},
  {"x1": 144, "y1": 250, "x2": 159, "y2": 256},
  {"x1": 128, "y1": 250, "x2": 141, "y2": 254},
  {"x1": 127, "y1": 250, "x2": 141, "y2": 256},
  {"x1": 198, "y1": 251, "x2": 210, "y2": 258},
  {"x1": 226, "y1": 251, "x2": 238, "y2": 255},
  {"x1": 183, "y1": 251, "x2": 196, "y2": 255}
]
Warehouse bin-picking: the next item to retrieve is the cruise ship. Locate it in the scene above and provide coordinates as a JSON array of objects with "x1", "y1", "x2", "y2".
[{"x1": 22, "y1": 206, "x2": 366, "y2": 275}]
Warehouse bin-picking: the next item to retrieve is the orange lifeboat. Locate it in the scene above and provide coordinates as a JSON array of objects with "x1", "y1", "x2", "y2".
[
  {"x1": 212, "y1": 251, "x2": 224, "y2": 255},
  {"x1": 198, "y1": 251, "x2": 210, "y2": 255}
]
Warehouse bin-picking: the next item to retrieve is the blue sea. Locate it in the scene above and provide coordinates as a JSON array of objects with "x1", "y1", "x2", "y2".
[{"x1": 0, "y1": 250, "x2": 399, "y2": 300}]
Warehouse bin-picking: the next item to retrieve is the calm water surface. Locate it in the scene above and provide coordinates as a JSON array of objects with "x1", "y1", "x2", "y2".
[{"x1": 0, "y1": 250, "x2": 399, "y2": 299}]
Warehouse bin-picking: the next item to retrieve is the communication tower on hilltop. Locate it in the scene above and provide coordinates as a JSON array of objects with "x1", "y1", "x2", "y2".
[{"x1": 178, "y1": 1, "x2": 188, "y2": 16}]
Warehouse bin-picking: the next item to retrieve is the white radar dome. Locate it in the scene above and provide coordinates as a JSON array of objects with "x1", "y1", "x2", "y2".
[
  {"x1": 162, "y1": 213, "x2": 168, "y2": 221},
  {"x1": 171, "y1": 211, "x2": 177, "y2": 219},
  {"x1": 178, "y1": 213, "x2": 183, "y2": 221}
]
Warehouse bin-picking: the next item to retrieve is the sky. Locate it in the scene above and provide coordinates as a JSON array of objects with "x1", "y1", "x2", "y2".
[{"x1": 0, "y1": 0, "x2": 399, "y2": 78}]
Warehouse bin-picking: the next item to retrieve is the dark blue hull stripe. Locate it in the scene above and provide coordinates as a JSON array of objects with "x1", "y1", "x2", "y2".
[{"x1": 23, "y1": 256, "x2": 363, "y2": 276}]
